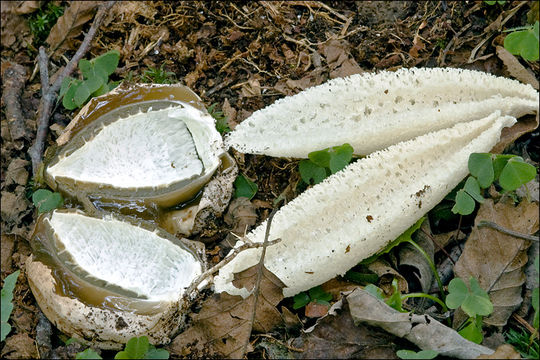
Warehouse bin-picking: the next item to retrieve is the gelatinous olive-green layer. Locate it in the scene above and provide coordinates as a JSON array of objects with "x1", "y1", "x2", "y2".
[
  {"x1": 30, "y1": 209, "x2": 203, "y2": 315},
  {"x1": 44, "y1": 83, "x2": 224, "y2": 209}
]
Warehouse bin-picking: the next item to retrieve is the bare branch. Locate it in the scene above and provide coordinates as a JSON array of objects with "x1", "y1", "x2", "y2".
[
  {"x1": 1, "y1": 63, "x2": 28, "y2": 141},
  {"x1": 182, "y1": 235, "x2": 281, "y2": 301},
  {"x1": 29, "y1": 1, "x2": 116, "y2": 175},
  {"x1": 240, "y1": 208, "x2": 278, "y2": 358},
  {"x1": 477, "y1": 220, "x2": 539, "y2": 242}
]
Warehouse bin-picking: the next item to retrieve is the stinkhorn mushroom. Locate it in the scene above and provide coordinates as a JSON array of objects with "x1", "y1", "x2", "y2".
[
  {"x1": 214, "y1": 112, "x2": 517, "y2": 297},
  {"x1": 26, "y1": 209, "x2": 203, "y2": 349},
  {"x1": 225, "y1": 67, "x2": 538, "y2": 158},
  {"x1": 44, "y1": 84, "x2": 225, "y2": 209}
]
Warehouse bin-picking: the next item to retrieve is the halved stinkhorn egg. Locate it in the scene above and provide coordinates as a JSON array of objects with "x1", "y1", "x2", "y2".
[
  {"x1": 26, "y1": 209, "x2": 204, "y2": 349},
  {"x1": 43, "y1": 83, "x2": 226, "y2": 211}
]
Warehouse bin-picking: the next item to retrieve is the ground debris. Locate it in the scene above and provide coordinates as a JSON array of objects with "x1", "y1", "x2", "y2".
[{"x1": 454, "y1": 199, "x2": 539, "y2": 327}]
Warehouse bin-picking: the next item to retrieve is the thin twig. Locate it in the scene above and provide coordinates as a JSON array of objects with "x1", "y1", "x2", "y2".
[
  {"x1": 182, "y1": 235, "x2": 282, "y2": 299},
  {"x1": 477, "y1": 220, "x2": 539, "y2": 242},
  {"x1": 1, "y1": 63, "x2": 28, "y2": 141},
  {"x1": 240, "y1": 208, "x2": 278, "y2": 358},
  {"x1": 256, "y1": 334, "x2": 305, "y2": 352},
  {"x1": 28, "y1": 1, "x2": 116, "y2": 175}
]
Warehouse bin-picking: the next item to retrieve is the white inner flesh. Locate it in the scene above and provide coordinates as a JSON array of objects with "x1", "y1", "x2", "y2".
[
  {"x1": 49, "y1": 211, "x2": 202, "y2": 302},
  {"x1": 226, "y1": 67, "x2": 538, "y2": 158},
  {"x1": 215, "y1": 113, "x2": 516, "y2": 297},
  {"x1": 47, "y1": 107, "x2": 203, "y2": 188}
]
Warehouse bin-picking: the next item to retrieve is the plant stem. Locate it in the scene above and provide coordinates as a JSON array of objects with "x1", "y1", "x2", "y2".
[
  {"x1": 406, "y1": 239, "x2": 445, "y2": 301},
  {"x1": 401, "y1": 292, "x2": 448, "y2": 313},
  {"x1": 477, "y1": 220, "x2": 539, "y2": 242}
]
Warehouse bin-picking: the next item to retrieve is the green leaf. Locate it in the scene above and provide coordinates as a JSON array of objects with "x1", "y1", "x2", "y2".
[
  {"x1": 74, "y1": 82, "x2": 92, "y2": 108},
  {"x1": 76, "y1": 348, "x2": 103, "y2": 359},
  {"x1": 293, "y1": 292, "x2": 311, "y2": 309},
  {"x1": 375, "y1": 217, "x2": 425, "y2": 257},
  {"x1": 452, "y1": 189, "x2": 475, "y2": 215},
  {"x1": 83, "y1": 75, "x2": 105, "y2": 94},
  {"x1": 307, "y1": 144, "x2": 354, "y2": 174},
  {"x1": 446, "y1": 277, "x2": 493, "y2": 317},
  {"x1": 1, "y1": 270, "x2": 20, "y2": 342},
  {"x1": 59, "y1": 76, "x2": 75, "y2": 99},
  {"x1": 532, "y1": 287, "x2": 539, "y2": 329},
  {"x1": 115, "y1": 336, "x2": 150, "y2": 359},
  {"x1": 396, "y1": 349, "x2": 439, "y2": 359},
  {"x1": 92, "y1": 82, "x2": 109, "y2": 97},
  {"x1": 463, "y1": 177, "x2": 484, "y2": 204},
  {"x1": 62, "y1": 79, "x2": 82, "y2": 110},
  {"x1": 145, "y1": 347, "x2": 169, "y2": 359},
  {"x1": 233, "y1": 174, "x2": 258, "y2": 200},
  {"x1": 468, "y1": 153, "x2": 494, "y2": 188},
  {"x1": 328, "y1": 143, "x2": 354, "y2": 174},
  {"x1": 92, "y1": 50, "x2": 120, "y2": 76},
  {"x1": 344, "y1": 271, "x2": 378, "y2": 284},
  {"x1": 79, "y1": 59, "x2": 93, "y2": 79},
  {"x1": 498, "y1": 158, "x2": 536, "y2": 191},
  {"x1": 308, "y1": 286, "x2": 332, "y2": 302},
  {"x1": 385, "y1": 278, "x2": 405, "y2": 312},
  {"x1": 504, "y1": 22, "x2": 540, "y2": 61},
  {"x1": 458, "y1": 317, "x2": 483, "y2": 344},
  {"x1": 492, "y1": 154, "x2": 514, "y2": 180},
  {"x1": 32, "y1": 189, "x2": 63, "y2": 213},
  {"x1": 364, "y1": 284, "x2": 385, "y2": 300},
  {"x1": 308, "y1": 148, "x2": 331, "y2": 168},
  {"x1": 299, "y1": 160, "x2": 327, "y2": 185}
]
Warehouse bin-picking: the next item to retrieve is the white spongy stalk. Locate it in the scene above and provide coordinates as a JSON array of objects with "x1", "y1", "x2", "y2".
[
  {"x1": 214, "y1": 112, "x2": 516, "y2": 298},
  {"x1": 48, "y1": 211, "x2": 202, "y2": 302},
  {"x1": 225, "y1": 67, "x2": 538, "y2": 158},
  {"x1": 47, "y1": 106, "x2": 222, "y2": 189}
]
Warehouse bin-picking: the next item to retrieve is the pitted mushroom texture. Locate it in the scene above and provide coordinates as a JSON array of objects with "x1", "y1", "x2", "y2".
[
  {"x1": 215, "y1": 113, "x2": 516, "y2": 298},
  {"x1": 226, "y1": 67, "x2": 539, "y2": 157},
  {"x1": 47, "y1": 107, "x2": 204, "y2": 188},
  {"x1": 48, "y1": 211, "x2": 202, "y2": 301}
]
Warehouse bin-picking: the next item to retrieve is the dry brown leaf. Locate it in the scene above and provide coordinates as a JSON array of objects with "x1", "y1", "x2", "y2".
[
  {"x1": 305, "y1": 301, "x2": 329, "y2": 318},
  {"x1": 109, "y1": 1, "x2": 157, "y2": 25},
  {"x1": 46, "y1": 1, "x2": 99, "y2": 54},
  {"x1": 224, "y1": 197, "x2": 258, "y2": 235},
  {"x1": 398, "y1": 221, "x2": 435, "y2": 293},
  {"x1": 496, "y1": 46, "x2": 539, "y2": 90},
  {"x1": 5, "y1": 158, "x2": 29, "y2": 186},
  {"x1": 454, "y1": 199, "x2": 539, "y2": 327},
  {"x1": 347, "y1": 288, "x2": 494, "y2": 359},
  {"x1": 1, "y1": 234, "x2": 16, "y2": 273},
  {"x1": 367, "y1": 258, "x2": 408, "y2": 295},
  {"x1": 0, "y1": 333, "x2": 38, "y2": 359},
  {"x1": 291, "y1": 298, "x2": 399, "y2": 359},
  {"x1": 492, "y1": 114, "x2": 539, "y2": 154},
  {"x1": 476, "y1": 344, "x2": 521, "y2": 359},
  {"x1": 168, "y1": 265, "x2": 285, "y2": 358},
  {"x1": 241, "y1": 77, "x2": 262, "y2": 98}
]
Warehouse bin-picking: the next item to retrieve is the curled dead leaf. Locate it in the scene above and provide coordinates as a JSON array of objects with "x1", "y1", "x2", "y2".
[
  {"x1": 454, "y1": 199, "x2": 539, "y2": 327},
  {"x1": 169, "y1": 264, "x2": 285, "y2": 358},
  {"x1": 46, "y1": 1, "x2": 99, "y2": 54}
]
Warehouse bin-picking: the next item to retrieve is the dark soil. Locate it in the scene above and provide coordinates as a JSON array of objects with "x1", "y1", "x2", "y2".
[{"x1": 1, "y1": 1, "x2": 538, "y2": 359}]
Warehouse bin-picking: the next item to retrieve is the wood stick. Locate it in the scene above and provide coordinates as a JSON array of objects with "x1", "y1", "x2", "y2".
[
  {"x1": 29, "y1": 1, "x2": 116, "y2": 175},
  {"x1": 1, "y1": 63, "x2": 28, "y2": 141}
]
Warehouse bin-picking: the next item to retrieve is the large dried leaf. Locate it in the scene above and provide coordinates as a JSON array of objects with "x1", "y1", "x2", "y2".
[
  {"x1": 491, "y1": 114, "x2": 539, "y2": 154},
  {"x1": 168, "y1": 265, "x2": 285, "y2": 358},
  {"x1": 46, "y1": 1, "x2": 99, "y2": 53},
  {"x1": 290, "y1": 298, "x2": 399, "y2": 359},
  {"x1": 496, "y1": 46, "x2": 539, "y2": 90},
  {"x1": 454, "y1": 199, "x2": 539, "y2": 327},
  {"x1": 347, "y1": 288, "x2": 494, "y2": 359},
  {"x1": 398, "y1": 221, "x2": 435, "y2": 293}
]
